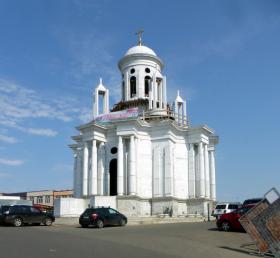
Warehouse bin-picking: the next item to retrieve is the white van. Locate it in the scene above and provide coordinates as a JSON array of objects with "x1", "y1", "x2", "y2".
[{"x1": 212, "y1": 202, "x2": 240, "y2": 218}]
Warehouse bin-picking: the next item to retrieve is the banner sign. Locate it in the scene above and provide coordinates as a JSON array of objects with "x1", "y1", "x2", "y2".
[{"x1": 94, "y1": 108, "x2": 139, "y2": 124}]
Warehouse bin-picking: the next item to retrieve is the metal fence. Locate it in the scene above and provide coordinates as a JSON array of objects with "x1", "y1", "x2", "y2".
[{"x1": 239, "y1": 188, "x2": 280, "y2": 258}]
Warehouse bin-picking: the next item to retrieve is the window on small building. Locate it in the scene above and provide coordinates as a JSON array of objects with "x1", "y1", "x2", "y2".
[
  {"x1": 144, "y1": 76, "x2": 151, "y2": 97},
  {"x1": 37, "y1": 196, "x2": 43, "y2": 204},
  {"x1": 130, "y1": 68, "x2": 135, "y2": 74},
  {"x1": 45, "y1": 196, "x2": 50, "y2": 203},
  {"x1": 130, "y1": 76, "x2": 136, "y2": 97},
  {"x1": 145, "y1": 68, "x2": 150, "y2": 73}
]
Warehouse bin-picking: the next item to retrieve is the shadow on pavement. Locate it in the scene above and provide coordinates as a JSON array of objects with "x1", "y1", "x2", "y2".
[{"x1": 219, "y1": 246, "x2": 262, "y2": 257}]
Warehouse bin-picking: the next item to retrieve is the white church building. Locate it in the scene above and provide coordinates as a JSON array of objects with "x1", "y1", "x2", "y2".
[{"x1": 65, "y1": 34, "x2": 218, "y2": 217}]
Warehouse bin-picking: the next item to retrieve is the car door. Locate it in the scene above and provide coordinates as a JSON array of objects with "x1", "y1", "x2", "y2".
[
  {"x1": 11, "y1": 206, "x2": 30, "y2": 224},
  {"x1": 107, "y1": 208, "x2": 121, "y2": 225},
  {"x1": 230, "y1": 210, "x2": 242, "y2": 230},
  {"x1": 29, "y1": 207, "x2": 45, "y2": 223},
  {"x1": 232, "y1": 207, "x2": 249, "y2": 230}
]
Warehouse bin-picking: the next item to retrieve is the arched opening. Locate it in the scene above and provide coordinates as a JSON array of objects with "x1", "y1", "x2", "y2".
[
  {"x1": 109, "y1": 159, "x2": 117, "y2": 196},
  {"x1": 145, "y1": 76, "x2": 151, "y2": 97},
  {"x1": 130, "y1": 76, "x2": 136, "y2": 98},
  {"x1": 98, "y1": 91, "x2": 105, "y2": 114}
]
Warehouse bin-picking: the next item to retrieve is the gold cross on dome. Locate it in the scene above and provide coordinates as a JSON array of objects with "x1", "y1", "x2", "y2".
[{"x1": 136, "y1": 29, "x2": 144, "y2": 46}]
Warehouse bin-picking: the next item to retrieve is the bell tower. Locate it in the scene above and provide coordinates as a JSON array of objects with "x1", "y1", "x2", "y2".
[{"x1": 118, "y1": 31, "x2": 167, "y2": 112}]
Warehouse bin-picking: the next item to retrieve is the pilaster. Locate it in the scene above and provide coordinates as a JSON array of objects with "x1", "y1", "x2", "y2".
[
  {"x1": 188, "y1": 143, "x2": 196, "y2": 198},
  {"x1": 198, "y1": 142, "x2": 205, "y2": 198},
  {"x1": 204, "y1": 144, "x2": 210, "y2": 198},
  {"x1": 210, "y1": 150, "x2": 216, "y2": 200},
  {"x1": 117, "y1": 136, "x2": 124, "y2": 195},
  {"x1": 129, "y1": 135, "x2": 136, "y2": 195},
  {"x1": 82, "y1": 142, "x2": 89, "y2": 197}
]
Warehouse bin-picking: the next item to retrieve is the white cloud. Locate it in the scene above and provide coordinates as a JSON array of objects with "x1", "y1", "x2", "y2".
[
  {"x1": 0, "y1": 158, "x2": 24, "y2": 166},
  {"x1": 23, "y1": 128, "x2": 58, "y2": 137},
  {"x1": 0, "y1": 134, "x2": 17, "y2": 144},
  {"x1": 0, "y1": 78, "x2": 94, "y2": 136},
  {"x1": 0, "y1": 79, "x2": 73, "y2": 122}
]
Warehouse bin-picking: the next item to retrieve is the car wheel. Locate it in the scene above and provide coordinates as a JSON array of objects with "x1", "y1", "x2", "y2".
[
  {"x1": 13, "y1": 217, "x2": 23, "y2": 227},
  {"x1": 44, "y1": 218, "x2": 53, "y2": 226},
  {"x1": 119, "y1": 219, "x2": 126, "y2": 227},
  {"x1": 221, "y1": 221, "x2": 231, "y2": 232},
  {"x1": 96, "y1": 220, "x2": 104, "y2": 229},
  {"x1": 81, "y1": 224, "x2": 88, "y2": 228}
]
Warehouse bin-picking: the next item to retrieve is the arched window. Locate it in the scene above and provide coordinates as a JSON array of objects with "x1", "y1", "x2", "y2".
[
  {"x1": 145, "y1": 76, "x2": 151, "y2": 97},
  {"x1": 130, "y1": 76, "x2": 136, "y2": 98}
]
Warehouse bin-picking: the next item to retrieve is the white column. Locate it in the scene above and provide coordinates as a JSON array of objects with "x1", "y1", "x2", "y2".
[
  {"x1": 210, "y1": 150, "x2": 216, "y2": 200},
  {"x1": 105, "y1": 159, "x2": 110, "y2": 196},
  {"x1": 105, "y1": 89, "x2": 109, "y2": 114},
  {"x1": 94, "y1": 88, "x2": 99, "y2": 117},
  {"x1": 129, "y1": 135, "x2": 136, "y2": 195},
  {"x1": 164, "y1": 145, "x2": 173, "y2": 196},
  {"x1": 204, "y1": 145, "x2": 210, "y2": 198},
  {"x1": 138, "y1": 69, "x2": 144, "y2": 98},
  {"x1": 125, "y1": 72, "x2": 129, "y2": 101},
  {"x1": 188, "y1": 143, "x2": 195, "y2": 198},
  {"x1": 117, "y1": 136, "x2": 124, "y2": 195},
  {"x1": 153, "y1": 76, "x2": 157, "y2": 109},
  {"x1": 89, "y1": 140, "x2": 97, "y2": 195},
  {"x1": 75, "y1": 148, "x2": 83, "y2": 198},
  {"x1": 183, "y1": 100, "x2": 187, "y2": 126},
  {"x1": 162, "y1": 76, "x2": 167, "y2": 109},
  {"x1": 174, "y1": 101, "x2": 179, "y2": 123},
  {"x1": 198, "y1": 142, "x2": 205, "y2": 198},
  {"x1": 98, "y1": 142, "x2": 105, "y2": 195},
  {"x1": 148, "y1": 79, "x2": 153, "y2": 109},
  {"x1": 82, "y1": 142, "x2": 89, "y2": 197},
  {"x1": 73, "y1": 150, "x2": 78, "y2": 197},
  {"x1": 159, "y1": 81, "x2": 163, "y2": 109},
  {"x1": 153, "y1": 146, "x2": 161, "y2": 197}
]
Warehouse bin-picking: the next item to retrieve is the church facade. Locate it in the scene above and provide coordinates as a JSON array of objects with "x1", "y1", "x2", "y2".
[{"x1": 69, "y1": 36, "x2": 218, "y2": 217}]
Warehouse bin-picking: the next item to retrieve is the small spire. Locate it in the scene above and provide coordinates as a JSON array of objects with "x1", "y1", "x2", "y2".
[
  {"x1": 177, "y1": 90, "x2": 180, "y2": 96},
  {"x1": 136, "y1": 29, "x2": 144, "y2": 46},
  {"x1": 99, "y1": 77, "x2": 103, "y2": 85}
]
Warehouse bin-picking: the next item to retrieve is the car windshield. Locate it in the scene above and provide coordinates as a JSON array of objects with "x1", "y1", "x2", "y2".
[{"x1": 216, "y1": 205, "x2": 226, "y2": 209}]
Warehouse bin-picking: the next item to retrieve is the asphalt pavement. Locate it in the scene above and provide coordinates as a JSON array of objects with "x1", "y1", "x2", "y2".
[{"x1": 0, "y1": 222, "x2": 259, "y2": 258}]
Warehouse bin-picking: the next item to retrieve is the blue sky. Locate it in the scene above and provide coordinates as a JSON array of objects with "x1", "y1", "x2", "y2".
[{"x1": 0, "y1": 0, "x2": 279, "y2": 202}]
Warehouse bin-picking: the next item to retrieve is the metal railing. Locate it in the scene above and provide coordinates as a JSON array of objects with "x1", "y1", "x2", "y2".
[{"x1": 141, "y1": 109, "x2": 189, "y2": 127}]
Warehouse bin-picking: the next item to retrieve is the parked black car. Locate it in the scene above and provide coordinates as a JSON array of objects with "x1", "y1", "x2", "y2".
[
  {"x1": 0, "y1": 205, "x2": 55, "y2": 227},
  {"x1": 79, "y1": 207, "x2": 127, "y2": 228}
]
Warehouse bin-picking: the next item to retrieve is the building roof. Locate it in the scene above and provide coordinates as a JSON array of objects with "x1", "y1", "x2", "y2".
[{"x1": 125, "y1": 45, "x2": 157, "y2": 57}]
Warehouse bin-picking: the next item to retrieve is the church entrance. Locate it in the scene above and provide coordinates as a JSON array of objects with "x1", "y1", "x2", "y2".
[{"x1": 109, "y1": 159, "x2": 117, "y2": 196}]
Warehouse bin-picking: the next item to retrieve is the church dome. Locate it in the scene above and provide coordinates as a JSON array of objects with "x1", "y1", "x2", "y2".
[{"x1": 125, "y1": 45, "x2": 157, "y2": 57}]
